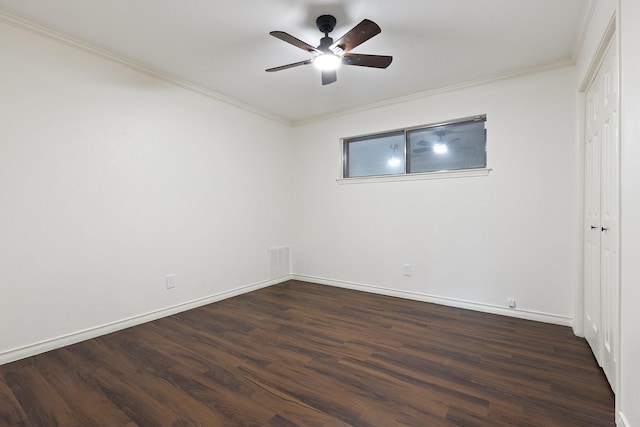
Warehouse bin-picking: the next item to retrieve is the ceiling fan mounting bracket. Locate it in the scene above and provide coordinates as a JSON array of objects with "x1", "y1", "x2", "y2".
[{"x1": 316, "y1": 15, "x2": 337, "y2": 35}]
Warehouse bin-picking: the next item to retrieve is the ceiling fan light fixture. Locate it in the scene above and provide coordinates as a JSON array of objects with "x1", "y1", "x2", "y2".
[
  {"x1": 388, "y1": 143, "x2": 401, "y2": 167},
  {"x1": 388, "y1": 156, "x2": 401, "y2": 167},
  {"x1": 314, "y1": 53, "x2": 341, "y2": 71},
  {"x1": 433, "y1": 143, "x2": 448, "y2": 154}
]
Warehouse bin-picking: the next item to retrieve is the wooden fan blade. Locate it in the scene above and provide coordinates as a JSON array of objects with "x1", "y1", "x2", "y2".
[
  {"x1": 416, "y1": 140, "x2": 433, "y2": 147},
  {"x1": 270, "y1": 31, "x2": 321, "y2": 54},
  {"x1": 413, "y1": 147, "x2": 430, "y2": 154},
  {"x1": 342, "y1": 53, "x2": 392, "y2": 69},
  {"x1": 322, "y1": 69, "x2": 337, "y2": 85},
  {"x1": 266, "y1": 59, "x2": 313, "y2": 72},
  {"x1": 330, "y1": 19, "x2": 381, "y2": 53}
]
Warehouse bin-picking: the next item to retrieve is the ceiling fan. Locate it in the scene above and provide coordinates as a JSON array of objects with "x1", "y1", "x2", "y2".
[
  {"x1": 266, "y1": 15, "x2": 393, "y2": 85},
  {"x1": 413, "y1": 132, "x2": 462, "y2": 154}
]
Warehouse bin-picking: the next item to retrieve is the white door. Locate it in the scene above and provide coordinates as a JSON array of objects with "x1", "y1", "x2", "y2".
[
  {"x1": 584, "y1": 36, "x2": 619, "y2": 392},
  {"x1": 584, "y1": 77, "x2": 601, "y2": 360},
  {"x1": 598, "y1": 39, "x2": 619, "y2": 391}
]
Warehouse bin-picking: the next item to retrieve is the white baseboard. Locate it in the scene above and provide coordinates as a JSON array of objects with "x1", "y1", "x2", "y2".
[
  {"x1": 292, "y1": 274, "x2": 573, "y2": 327},
  {"x1": 0, "y1": 276, "x2": 292, "y2": 366},
  {"x1": 1, "y1": 274, "x2": 575, "y2": 366}
]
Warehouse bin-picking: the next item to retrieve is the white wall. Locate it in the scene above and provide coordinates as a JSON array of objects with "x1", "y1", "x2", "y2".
[
  {"x1": 291, "y1": 66, "x2": 580, "y2": 325},
  {"x1": 0, "y1": 20, "x2": 293, "y2": 362},
  {"x1": 619, "y1": 0, "x2": 640, "y2": 425}
]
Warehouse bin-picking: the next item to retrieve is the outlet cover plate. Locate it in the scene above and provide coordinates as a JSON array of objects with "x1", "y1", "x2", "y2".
[
  {"x1": 166, "y1": 274, "x2": 176, "y2": 289},
  {"x1": 402, "y1": 264, "x2": 412, "y2": 276}
]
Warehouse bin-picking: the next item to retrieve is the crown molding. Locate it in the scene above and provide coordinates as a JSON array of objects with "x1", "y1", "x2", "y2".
[
  {"x1": 293, "y1": 59, "x2": 576, "y2": 126},
  {"x1": 572, "y1": 0, "x2": 599, "y2": 62},
  {"x1": 0, "y1": 10, "x2": 293, "y2": 126},
  {"x1": 0, "y1": 7, "x2": 583, "y2": 128}
]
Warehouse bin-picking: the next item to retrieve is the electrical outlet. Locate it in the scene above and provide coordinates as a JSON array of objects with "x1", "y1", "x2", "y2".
[
  {"x1": 166, "y1": 274, "x2": 176, "y2": 289},
  {"x1": 402, "y1": 264, "x2": 412, "y2": 276},
  {"x1": 508, "y1": 298, "x2": 516, "y2": 308}
]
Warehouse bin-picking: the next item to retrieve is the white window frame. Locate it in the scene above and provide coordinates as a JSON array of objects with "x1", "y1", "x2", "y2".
[{"x1": 339, "y1": 115, "x2": 490, "y2": 183}]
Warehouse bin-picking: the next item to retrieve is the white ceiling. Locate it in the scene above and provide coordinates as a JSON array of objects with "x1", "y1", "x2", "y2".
[{"x1": 0, "y1": 0, "x2": 589, "y2": 124}]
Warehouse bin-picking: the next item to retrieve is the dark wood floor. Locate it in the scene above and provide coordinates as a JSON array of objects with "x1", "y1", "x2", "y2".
[{"x1": 0, "y1": 280, "x2": 614, "y2": 426}]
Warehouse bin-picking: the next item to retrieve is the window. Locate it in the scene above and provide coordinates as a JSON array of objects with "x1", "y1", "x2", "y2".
[{"x1": 342, "y1": 115, "x2": 486, "y2": 179}]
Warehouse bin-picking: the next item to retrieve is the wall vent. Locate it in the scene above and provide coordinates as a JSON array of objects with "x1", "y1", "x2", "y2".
[{"x1": 269, "y1": 246, "x2": 290, "y2": 279}]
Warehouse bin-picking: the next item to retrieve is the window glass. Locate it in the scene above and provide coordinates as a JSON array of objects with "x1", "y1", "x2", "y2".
[
  {"x1": 344, "y1": 131, "x2": 405, "y2": 178},
  {"x1": 407, "y1": 120, "x2": 486, "y2": 173},
  {"x1": 342, "y1": 116, "x2": 486, "y2": 179}
]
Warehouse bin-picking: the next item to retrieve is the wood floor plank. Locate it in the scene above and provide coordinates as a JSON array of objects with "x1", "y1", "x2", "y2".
[
  {"x1": 3, "y1": 366, "x2": 76, "y2": 426},
  {"x1": 0, "y1": 280, "x2": 615, "y2": 426},
  {"x1": 0, "y1": 377, "x2": 30, "y2": 427},
  {"x1": 29, "y1": 351, "x2": 135, "y2": 426}
]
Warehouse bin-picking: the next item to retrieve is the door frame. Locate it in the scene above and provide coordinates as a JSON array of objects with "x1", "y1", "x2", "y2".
[
  {"x1": 577, "y1": 12, "x2": 620, "y2": 394},
  {"x1": 575, "y1": 15, "x2": 617, "y2": 338}
]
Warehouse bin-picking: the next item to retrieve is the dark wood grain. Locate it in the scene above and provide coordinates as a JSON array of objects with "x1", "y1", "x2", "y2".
[{"x1": 0, "y1": 280, "x2": 614, "y2": 426}]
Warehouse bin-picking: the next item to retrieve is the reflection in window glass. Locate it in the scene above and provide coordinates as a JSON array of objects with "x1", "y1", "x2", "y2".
[
  {"x1": 407, "y1": 120, "x2": 486, "y2": 173},
  {"x1": 342, "y1": 116, "x2": 486, "y2": 178},
  {"x1": 344, "y1": 131, "x2": 405, "y2": 178}
]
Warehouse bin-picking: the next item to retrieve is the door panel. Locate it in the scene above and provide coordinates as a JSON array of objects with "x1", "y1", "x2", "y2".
[
  {"x1": 599, "y1": 40, "x2": 619, "y2": 390},
  {"x1": 583, "y1": 36, "x2": 618, "y2": 392},
  {"x1": 584, "y1": 77, "x2": 601, "y2": 358}
]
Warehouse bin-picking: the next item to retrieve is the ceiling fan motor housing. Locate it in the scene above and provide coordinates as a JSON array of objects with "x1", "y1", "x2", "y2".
[{"x1": 319, "y1": 36, "x2": 334, "y2": 51}]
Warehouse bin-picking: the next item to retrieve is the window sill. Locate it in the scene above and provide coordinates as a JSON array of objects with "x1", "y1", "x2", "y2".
[{"x1": 337, "y1": 168, "x2": 492, "y2": 184}]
